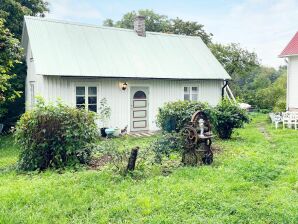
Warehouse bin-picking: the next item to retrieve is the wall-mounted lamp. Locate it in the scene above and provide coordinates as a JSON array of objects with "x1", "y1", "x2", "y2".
[{"x1": 121, "y1": 82, "x2": 128, "y2": 90}]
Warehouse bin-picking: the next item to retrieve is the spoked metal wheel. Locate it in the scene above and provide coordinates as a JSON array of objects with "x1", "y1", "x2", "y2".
[{"x1": 182, "y1": 126, "x2": 198, "y2": 150}]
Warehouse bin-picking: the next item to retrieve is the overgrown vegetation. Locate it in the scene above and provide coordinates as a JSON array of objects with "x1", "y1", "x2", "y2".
[
  {"x1": 213, "y1": 100, "x2": 250, "y2": 139},
  {"x1": 0, "y1": 0, "x2": 49, "y2": 129},
  {"x1": 15, "y1": 99, "x2": 98, "y2": 171},
  {"x1": 156, "y1": 100, "x2": 209, "y2": 132},
  {"x1": 157, "y1": 100, "x2": 249, "y2": 140},
  {"x1": 0, "y1": 115, "x2": 298, "y2": 223}
]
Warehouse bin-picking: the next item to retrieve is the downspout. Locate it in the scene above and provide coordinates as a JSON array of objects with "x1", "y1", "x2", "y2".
[{"x1": 222, "y1": 80, "x2": 229, "y2": 99}]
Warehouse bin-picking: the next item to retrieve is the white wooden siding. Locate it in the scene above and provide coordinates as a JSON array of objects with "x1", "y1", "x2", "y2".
[
  {"x1": 36, "y1": 76, "x2": 222, "y2": 131},
  {"x1": 25, "y1": 42, "x2": 44, "y2": 111},
  {"x1": 288, "y1": 56, "x2": 298, "y2": 110}
]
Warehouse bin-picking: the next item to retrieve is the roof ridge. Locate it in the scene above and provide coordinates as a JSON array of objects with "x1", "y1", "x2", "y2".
[{"x1": 24, "y1": 16, "x2": 202, "y2": 39}]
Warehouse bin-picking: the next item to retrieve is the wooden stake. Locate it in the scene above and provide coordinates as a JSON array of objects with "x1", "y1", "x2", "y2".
[{"x1": 127, "y1": 147, "x2": 139, "y2": 171}]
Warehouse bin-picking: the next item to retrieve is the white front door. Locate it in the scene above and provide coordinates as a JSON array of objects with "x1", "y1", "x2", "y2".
[{"x1": 130, "y1": 87, "x2": 149, "y2": 132}]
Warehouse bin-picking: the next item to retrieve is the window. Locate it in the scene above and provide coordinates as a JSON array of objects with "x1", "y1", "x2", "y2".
[
  {"x1": 76, "y1": 86, "x2": 97, "y2": 112},
  {"x1": 133, "y1": 91, "x2": 146, "y2": 99},
  {"x1": 30, "y1": 82, "x2": 35, "y2": 107},
  {"x1": 184, "y1": 86, "x2": 198, "y2": 101}
]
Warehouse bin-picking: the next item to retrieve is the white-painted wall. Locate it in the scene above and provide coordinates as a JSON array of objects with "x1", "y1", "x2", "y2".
[
  {"x1": 287, "y1": 56, "x2": 298, "y2": 111},
  {"x1": 25, "y1": 42, "x2": 44, "y2": 111},
  {"x1": 25, "y1": 42, "x2": 224, "y2": 132}
]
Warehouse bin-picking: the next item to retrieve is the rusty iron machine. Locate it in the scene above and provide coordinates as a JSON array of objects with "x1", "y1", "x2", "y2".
[{"x1": 182, "y1": 111, "x2": 214, "y2": 166}]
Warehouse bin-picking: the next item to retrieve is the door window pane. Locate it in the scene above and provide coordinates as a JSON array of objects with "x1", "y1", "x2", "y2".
[{"x1": 133, "y1": 91, "x2": 146, "y2": 99}]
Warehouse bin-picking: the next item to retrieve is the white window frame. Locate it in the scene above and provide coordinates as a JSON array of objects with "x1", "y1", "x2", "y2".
[
  {"x1": 75, "y1": 85, "x2": 98, "y2": 112},
  {"x1": 184, "y1": 86, "x2": 199, "y2": 102},
  {"x1": 29, "y1": 81, "x2": 35, "y2": 108}
]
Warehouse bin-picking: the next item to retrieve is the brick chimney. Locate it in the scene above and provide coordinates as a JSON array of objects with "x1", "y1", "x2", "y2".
[{"x1": 134, "y1": 15, "x2": 146, "y2": 37}]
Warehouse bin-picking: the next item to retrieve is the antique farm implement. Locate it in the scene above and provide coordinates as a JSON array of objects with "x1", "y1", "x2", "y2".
[{"x1": 182, "y1": 111, "x2": 213, "y2": 165}]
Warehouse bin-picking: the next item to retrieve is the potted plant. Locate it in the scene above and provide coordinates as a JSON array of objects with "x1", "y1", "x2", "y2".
[{"x1": 99, "y1": 98, "x2": 111, "y2": 137}]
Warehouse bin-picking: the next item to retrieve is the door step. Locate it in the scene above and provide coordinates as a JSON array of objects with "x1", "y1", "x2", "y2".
[{"x1": 128, "y1": 131, "x2": 156, "y2": 138}]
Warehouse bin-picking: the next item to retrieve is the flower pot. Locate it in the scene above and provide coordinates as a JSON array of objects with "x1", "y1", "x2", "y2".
[
  {"x1": 105, "y1": 128, "x2": 115, "y2": 137},
  {"x1": 113, "y1": 128, "x2": 120, "y2": 137},
  {"x1": 100, "y1": 127, "x2": 108, "y2": 137}
]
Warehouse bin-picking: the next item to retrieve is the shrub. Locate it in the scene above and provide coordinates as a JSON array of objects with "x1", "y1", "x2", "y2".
[
  {"x1": 213, "y1": 99, "x2": 249, "y2": 139},
  {"x1": 150, "y1": 132, "x2": 184, "y2": 164},
  {"x1": 15, "y1": 99, "x2": 98, "y2": 171},
  {"x1": 157, "y1": 100, "x2": 209, "y2": 132},
  {"x1": 94, "y1": 138, "x2": 151, "y2": 176}
]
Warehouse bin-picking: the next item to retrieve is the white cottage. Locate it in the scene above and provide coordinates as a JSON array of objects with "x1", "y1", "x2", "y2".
[
  {"x1": 21, "y1": 16, "x2": 231, "y2": 132},
  {"x1": 280, "y1": 32, "x2": 298, "y2": 112}
]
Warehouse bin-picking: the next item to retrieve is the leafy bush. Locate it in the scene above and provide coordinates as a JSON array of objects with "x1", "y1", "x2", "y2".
[
  {"x1": 15, "y1": 99, "x2": 98, "y2": 171},
  {"x1": 157, "y1": 100, "x2": 209, "y2": 132},
  {"x1": 150, "y1": 132, "x2": 184, "y2": 164},
  {"x1": 213, "y1": 99, "x2": 249, "y2": 139},
  {"x1": 94, "y1": 138, "x2": 151, "y2": 176}
]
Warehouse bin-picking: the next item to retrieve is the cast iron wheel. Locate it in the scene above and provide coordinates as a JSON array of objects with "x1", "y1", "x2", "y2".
[{"x1": 182, "y1": 126, "x2": 198, "y2": 150}]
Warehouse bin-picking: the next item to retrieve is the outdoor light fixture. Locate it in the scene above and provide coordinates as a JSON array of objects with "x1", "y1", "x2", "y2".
[{"x1": 121, "y1": 82, "x2": 128, "y2": 90}]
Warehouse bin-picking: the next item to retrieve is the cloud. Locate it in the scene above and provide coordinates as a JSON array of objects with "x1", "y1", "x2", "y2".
[
  {"x1": 203, "y1": 0, "x2": 298, "y2": 67},
  {"x1": 46, "y1": 0, "x2": 102, "y2": 23}
]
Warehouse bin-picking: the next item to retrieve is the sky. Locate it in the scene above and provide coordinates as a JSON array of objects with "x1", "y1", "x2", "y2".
[{"x1": 46, "y1": 0, "x2": 298, "y2": 68}]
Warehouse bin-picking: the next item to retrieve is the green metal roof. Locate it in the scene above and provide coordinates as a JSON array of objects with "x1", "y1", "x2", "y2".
[{"x1": 22, "y1": 16, "x2": 231, "y2": 80}]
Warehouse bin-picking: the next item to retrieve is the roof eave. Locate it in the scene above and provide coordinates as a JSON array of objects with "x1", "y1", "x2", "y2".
[{"x1": 279, "y1": 53, "x2": 298, "y2": 58}]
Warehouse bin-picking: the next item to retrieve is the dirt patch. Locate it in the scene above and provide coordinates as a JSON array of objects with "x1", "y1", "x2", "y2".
[
  {"x1": 257, "y1": 123, "x2": 271, "y2": 141},
  {"x1": 88, "y1": 155, "x2": 112, "y2": 170}
]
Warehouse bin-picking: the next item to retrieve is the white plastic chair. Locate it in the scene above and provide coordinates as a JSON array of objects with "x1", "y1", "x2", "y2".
[
  {"x1": 273, "y1": 114, "x2": 282, "y2": 129},
  {"x1": 282, "y1": 112, "x2": 291, "y2": 129},
  {"x1": 294, "y1": 113, "x2": 298, "y2": 130}
]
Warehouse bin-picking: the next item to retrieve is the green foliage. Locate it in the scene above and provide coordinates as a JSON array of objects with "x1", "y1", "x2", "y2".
[
  {"x1": 0, "y1": 18, "x2": 22, "y2": 119},
  {"x1": 156, "y1": 100, "x2": 209, "y2": 132},
  {"x1": 1, "y1": 115, "x2": 298, "y2": 223},
  {"x1": 103, "y1": 9, "x2": 213, "y2": 44},
  {"x1": 94, "y1": 137, "x2": 152, "y2": 176},
  {"x1": 255, "y1": 72, "x2": 287, "y2": 111},
  {"x1": 213, "y1": 99, "x2": 249, "y2": 139},
  {"x1": 211, "y1": 42, "x2": 286, "y2": 111},
  {"x1": 150, "y1": 132, "x2": 183, "y2": 164},
  {"x1": 98, "y1": 98, "x2": 111, "y2": 127},
  {"x1": 0, "y1": 0, "x2": 49, "y2": 39},
  {"x1": 15, "y1": 98, "x2": 98, "y2": 171},
  {"x1": 0, "y1": 0, "x2": 48, "y2": 125},
  {"x1": 210, "y1": 43, "x2": 260, "y2": 99}
]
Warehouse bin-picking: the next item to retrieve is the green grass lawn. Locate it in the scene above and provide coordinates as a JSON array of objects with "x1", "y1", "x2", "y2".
[{"x1": 0, "y1": 114, "x2": 298, "y2": 223}]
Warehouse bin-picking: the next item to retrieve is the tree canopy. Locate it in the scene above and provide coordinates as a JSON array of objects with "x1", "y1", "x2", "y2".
[
  {"x1": 103, "y1": 9, "x2": 213, "y2": 45},
  {"x1": 0, "y1": 0, "x2": 49, "y2": 39},
  {"x1": 0, "y1": 0, "x2": 48, "y2": 124},
  {"x1": 0, "y1": 18, "x2": 22, "y2": 118}
]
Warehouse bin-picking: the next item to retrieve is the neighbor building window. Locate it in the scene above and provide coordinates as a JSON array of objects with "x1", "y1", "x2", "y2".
[
  {"x1": 76, "y1": 86, "x2": 97, "y2": 112},
  {"x1": 184, "y1": 86, "x2": 198, "y2": 101}
]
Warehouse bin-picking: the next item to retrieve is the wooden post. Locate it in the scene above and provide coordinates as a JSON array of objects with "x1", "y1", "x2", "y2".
[{"x1": 127, "y1": 147, "x2": 139, "y2": 171}]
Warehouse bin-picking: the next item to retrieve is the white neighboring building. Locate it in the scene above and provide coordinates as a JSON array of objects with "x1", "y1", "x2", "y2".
[
  {"x1": 21, "y1": 16, "x2": 231, "y2": 132},
  {"x1": 280, "y1": 32, "x2": 298, "y2": 112}
]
